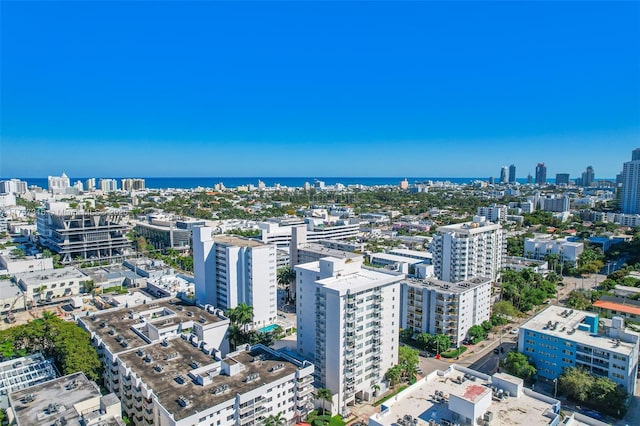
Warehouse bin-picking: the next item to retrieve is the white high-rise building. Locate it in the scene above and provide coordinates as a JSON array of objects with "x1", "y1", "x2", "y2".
[
  {"x1": 0, "y1": 179, "x2": 27, "y2": 194},
  {"x1": 295, "y1": 256, "x2": 404, "y2": 416},
  {"x1": 430, "y1": 216, "x2": 505, "y2": 282},
  {"x1": 621, "y1": 148, "x2": 640, "y2": 214},
  {"x1": 400, "y1": 277, "x2": 492, "y2": 346},
  {"x1": 85, "y1": 178, "x2": 96, "y2": 191},
  {"x1": 100, "y1": 178, "x2": 118, "y2": 192},
  {"x1": 47, "y1": 172, "x2": 70, "y2": 194},
  {"x1": 193, "y1": 227, "x2": 277, "y2": 328}
]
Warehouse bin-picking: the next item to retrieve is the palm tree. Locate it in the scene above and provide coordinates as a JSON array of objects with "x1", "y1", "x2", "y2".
[
  {"x1": 277, "y1": 266, "x2": 296, "y2": 302},
  {"x1": 227, "y1": 324, "x2": 243, "y2": 351},
  {"x1": 233, "y1": 303, "x2": 254, "y2": 327},
  {"x1": 315, "y1": 388, "x2": 332, "y2": 415},
  {"x1": 264, "y1": 412, "x2": 286, "y2": 426}
]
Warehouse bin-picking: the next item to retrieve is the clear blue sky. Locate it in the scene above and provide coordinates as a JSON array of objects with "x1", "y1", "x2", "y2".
[{"x1": 1, "y1": 1, "x2": 638, "y2": 178}]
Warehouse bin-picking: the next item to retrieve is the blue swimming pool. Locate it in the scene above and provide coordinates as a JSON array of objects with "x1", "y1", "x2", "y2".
[{"x1": 258, "y1": 324, "x2": 279, "y2": 333}]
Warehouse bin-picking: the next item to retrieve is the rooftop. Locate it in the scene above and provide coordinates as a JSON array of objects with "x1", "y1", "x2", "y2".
[
  {"x1": 213, "y1": 234, "x2": 267, "y2": 248},
  {"x1": 119, "y1": 343, "x2": 308, "y2": 421},
  {"x1": 82, "y1": 298, "x2": 227, "y2": 355},
  {"x1": 403, "y1": 276, "x2": 492, "y2": 294},
  {"x1": 297, "y1": 243, "x2": 361, "y2": 260},
  {"x1": 16, "y1": 266, "x2": 87, "y2": 287},
  {"x1": 437, "y1": 220, "x2": 502, "y2": 235},
  {"x1": 370, "y1": 365, "x2": 559, "y2": 426},
  {"x1": 369, "y1": 253, "x2": 425, "y2": 265},
  {"x1": 593, "y1": 299, "x2": 640, "y2": 316},
  {"x1": 9, "y1": 372, "x2": 122, "y2": 426},
  {"x1": 0, "y1": 279, "x2": 23, "y2": 301},
  {"x1": 0, "y1": 354, "x2": 57, "y2": 403},
  {"x1": 520, "y1": 306, "x2": 636, "y2": 356}
]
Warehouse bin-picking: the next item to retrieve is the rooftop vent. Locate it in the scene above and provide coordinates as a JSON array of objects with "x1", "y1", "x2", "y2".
[
  {"x1": 177, "y1": 396, "x2": 191, "y2": 407},
  {"x1": 270, "y1": 363, "x2": 285, "y2": 373},
  {"x1": 190, "y1": 361, "x2": 200, "y2": 369},
  {"x1": 154, "y1": 364, "x2": 163, "y2": 373},
  {"x1": 65, "y1": 380, "x2": 78, "y2": 391},
  {"x1": 245, "y1": 373, "x2": 260, "y2": 383},
  {"x1": 21, "y1": 394, "x2": 35, "y2": 404},
  {"x1": 161, "y1": 338, "x2": 169, "y2": 347},
  {"x1": 175, "y1": 375, "x2": 186, "y2": 385},
  {"x1": 47, "y1": 403, "x2": 62, "y2": 414},
  {"x1": 137, "y1": 349, "x2": 145, "y2": 357},
  {"x1": 212, "y1": 384, "x2": 229, "y2": 395},
  {"x1": 144, "y1": 355, "x2": 153, "y2": 363},
  {"x1": 165, "y1": 352, "x2": 179, "y2": 361}
]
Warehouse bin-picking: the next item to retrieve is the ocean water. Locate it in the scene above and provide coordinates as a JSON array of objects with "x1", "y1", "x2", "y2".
[{"x1": 12, "y1": 176, "x2": 536, "y2": 190}]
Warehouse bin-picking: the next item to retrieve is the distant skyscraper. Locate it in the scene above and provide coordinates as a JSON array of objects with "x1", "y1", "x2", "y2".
[
  {"x1": 622, "y1": 149, "x2": 640, "y2": 214},
  {"x1": 508, "y1": 164, "x2": 516, "y2": 183},
  {"x1": 581, "y1": 166, "x2": 595, "y2": 187},
  {"x1": 535, "y1": 163, "x2": 547, "y2": 185},
  {"x1": 555, "y1": 173, "x2": 570, "y2": 186},
  {"x1": 499, "y1": 166, "x2": 508, "y2": 184},
  {"x1": 85, "y1": 178, "x2": 96, "y2": 191},
  {"x1": 527, "y1": 173, "x2": 533, "y2": 184},
  {"x1": 99, "y1": 179, "x2": 118, "y2": 193},
  {"x1": 48, "y1": 172, "x2": 70, "y2": 194}
]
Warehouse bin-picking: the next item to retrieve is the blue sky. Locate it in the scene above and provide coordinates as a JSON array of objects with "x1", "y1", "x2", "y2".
[{"x1": 1, "y1": 1, "x2": 638, "y2": 178}]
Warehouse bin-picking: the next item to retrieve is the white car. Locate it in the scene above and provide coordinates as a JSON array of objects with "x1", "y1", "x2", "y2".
[{"x1": 509, "y1": 328, "x2": 519, "y2": 335}]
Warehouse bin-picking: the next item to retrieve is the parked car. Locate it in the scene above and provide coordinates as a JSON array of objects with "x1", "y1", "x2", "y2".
[
  {"x1": 510, "y1": 328, "x2": 519, "y2": 335},
  {"x1": 579, "y1": 409, "x2": 604, "y2": 420}
]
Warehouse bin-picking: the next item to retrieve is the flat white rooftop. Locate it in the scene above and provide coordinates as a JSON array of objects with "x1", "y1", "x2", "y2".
[
  {"x1": 520, "y1": 306, "x2": 636, "y2": 356},
  {"x1": 370, "y1": 365, "x2": 559, "y2": 426},
  {"x1": 16, "y1": 266, "x2": 86, "y2": 287},
  {"x1": 403, "y1": 276, "x2": 492, "y2": 294}
]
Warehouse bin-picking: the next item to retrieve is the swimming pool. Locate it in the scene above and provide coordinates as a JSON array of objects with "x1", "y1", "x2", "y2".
[{"x1": 258, "y1": 324, "x2": 279, "y2": 333}]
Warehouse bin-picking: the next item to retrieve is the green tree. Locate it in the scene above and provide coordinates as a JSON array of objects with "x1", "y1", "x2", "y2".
[
  {"x1": 501, "y1": 352, "x2": 536, "y2": 381},
  {"x1": 315, "y1": 388, "x2": 332, "y2": 415},
  {"x1": 385, "y1": 364, "x2": 402, "y2": 386},
  {"x1": 263, "y1": 412, "x2": 286, "y2": 426},
  {"x1": 565, "y1": 290, "x2": 591, "y2": 310},
  {"x1": 467, "y1": 325, "x2": 485, "y2": 343},
  {"x1": 227, "y1": 303, "x2": 254, "y2": 327},
  {"x1": 277, "y1": 266, "x2": 296, "y2": 302}
]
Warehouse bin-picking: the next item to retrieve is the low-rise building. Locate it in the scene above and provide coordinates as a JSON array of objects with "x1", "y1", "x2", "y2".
[
  {"x1": 400, "y1": 277, "x2": 492, "y2": 346},
  {"x1": 503, "y1": 256, "x2": 549, "y2": 276},
  {"x1": 16, "y1": 266, "x2": 88, "y2": 304},
  {"x1": 369, "y1": 365, "x2": 561, "y2": 426},
  {"x1": 8, "y1": 371, "x2": 123, "y2": 426},
  {"x1": 592, "y1": 295, "x2": 640, "y2": 322},
  {"x1": 0, "y1": 279, "x2": 26, "y2": 318},
  {"x1": 518, "y1": 306, "x2": 639, "y2": 395},
  {"x1": 524, "y1": 237, "x2": 583, "y2": 265},
  {"x1": 0, "y1": 252, "x2": 53, "y2": 275},
  {"x1": 0, "y1": 353, "x2": 57, "y2": 408}
]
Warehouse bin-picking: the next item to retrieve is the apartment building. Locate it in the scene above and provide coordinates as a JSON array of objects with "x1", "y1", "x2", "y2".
[
  {"x1": 430, "y1": 216, "x2": 505, "y2": 282},
  {"x1": 8, "y1": 372, "x2": 123, "y2": 426},
  {"x1": 37, "y1": 203, "x2": 131, "y2": 264},
  {"x1": 477, "y1": 204, "x2": 508, "y2": 223},
  {"x1": 621, "y1": 148, "x2": 640, "y2": 214},
  {"x1": 259, "y1": 218, "x2": 360, "y2": 248},
  {"x1": 295, "y1": 257, "x2": 404, "y2": 416},
  {"x1": 121, "y1": 178, "x2": 146, "y2": 192},
  {"x1": 100, "y1": 179, "x2": 118, "y2": 193},
  {"x1": 193, "y1": 227, "x2": 277, "y2": 328},
  {"x1": 518, "y1": 306, "x2": 639, "y2": 394},
  {"x1": 524, "y1": 236, "x2": 583, "y2": 265},
  {"x1": 0, "y1": 353, "x2": 57, "y2": 399},
  {"x1": 400, "y1": 277, "x2": 492, "y2": 346},
  {"x1": 79, "y1": 299, "x2": 314, "y2": 426},
  {"x1": 48, "y1": 172, "x2": 71, "y2": 194},
  {"x1": 16, "y1": 266, "x2": 88, "y2": 304}
]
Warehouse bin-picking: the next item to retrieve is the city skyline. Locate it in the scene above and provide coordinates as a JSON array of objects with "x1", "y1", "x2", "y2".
[{"x1": 1, "y1": 2, "x2": 639, "y2": 178}]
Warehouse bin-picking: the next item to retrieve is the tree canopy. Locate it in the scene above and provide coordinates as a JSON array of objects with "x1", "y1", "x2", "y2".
[
  {"x1": 501, "y1": 352, "x2": 536, "y2": 381},
  {"x1": 558, "y1": 367, "x2": 628, "y2": 417},
  {"x1": 0, "y1": 312, "x2": 101, "y2": 381}
]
